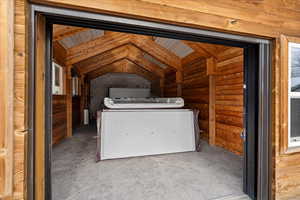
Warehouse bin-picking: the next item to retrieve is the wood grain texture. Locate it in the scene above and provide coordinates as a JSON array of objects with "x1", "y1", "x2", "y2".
[
  {"x1": 0, "y1": 0, "x2": 14, "y2": 198},
  {"x1": 52, "y1": 95, "x2": 67, "y2": 145},
  {"x1": 53, "y1": 41, "x2": 67, "y2": 66},
  {"x1": 35, "y1": 14, "x2": 46, "y2": 200},
  {"x1": 67, "y1": 32, "x2": 131, "y2": 65},
  {"x1": 215, "y1": 47, "x2": 244, "y2": 155},
  {"x1": 30, "y1": 0, "x2": 300, "y2": 37},
  {"x1": 87, "y1": 58, "x2": 160, "y2": 82},
  {"x1": 209, "y1": 75, "x2": 216, "y2": 145},
  {"x1": 53, "y1": 24, "x2": 89, "y2": 42},
  {"x1": 66, "y1": 66, "x2": 73, "y2": 138},
  {"x1": 274, "y1": 35, "x2": 300, "y2": 199},
  {"x1": 182, "y1": 57, "x2": 210, "y2": 141}
]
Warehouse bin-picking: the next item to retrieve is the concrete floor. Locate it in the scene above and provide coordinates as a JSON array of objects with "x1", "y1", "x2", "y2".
[{"x1": 52, "y1": 125, "x2": 249, "y2": 200}]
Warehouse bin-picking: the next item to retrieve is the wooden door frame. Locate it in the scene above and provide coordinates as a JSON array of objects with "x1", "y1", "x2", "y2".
[{"x1": 27, "y1": 4, "x2": 272, "y2": 200}]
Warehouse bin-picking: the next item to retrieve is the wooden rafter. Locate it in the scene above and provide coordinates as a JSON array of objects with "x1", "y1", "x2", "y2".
[
  {"x1": 75, "y1": 44, "x2": 165, "y2": 79},
  {"x1": 126, "y1": 44, "x2": 165, "y2": 78},
  {"x1": 183, "y1": 40, "x2": 214, "y2": 58},
  {"x1": 53, "y1": 24, "x2": 89, "y2": 42},
  {"x1": 52, "y1": 41, "x2": 67, "y2": 66},
  {"x1": 183, "y1": 40, "x2": 229, "y2": 59},
  {"x1": 65, "y1": 31, "x2": 182, "y2": 72},
  {"x1": 74, "y1": 44, "x2": 163, "y2": 76},
  {"x1": 75, "y1": 44, "x2": 129, "y2": 74},
  {"x1": 86, "y1": 58, "x2": 160, "y2": 81},
  {"x1": 66, "y1": 32, "x2": 131, "y2": 65},
  {"x1": 131, "y1": 35, "x2": 182, "y2": 70}
]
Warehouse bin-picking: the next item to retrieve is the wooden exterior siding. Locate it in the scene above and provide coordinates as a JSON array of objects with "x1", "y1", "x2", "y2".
[
  {"x1": 52, "y1": 95, "x2": 67, "y2": 145},
  {"x1": 2, "y1": 0, "x2": 300, "y2": 199},
  {"x1": 215, "y1": 48, "x2": 244, "y2": 155}
]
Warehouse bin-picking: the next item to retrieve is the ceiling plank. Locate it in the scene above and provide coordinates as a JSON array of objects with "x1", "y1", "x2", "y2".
[
  {"x1": 181, "y1": 51, "x2": 205, "y2": 66},
  {"x1": 75, "y1": 43, "x2": 166, "y2": 78},
  {"x1": 127, "y1": 44, "x2": 165, "y2": 78},
  {"x1": 75, "y1": 44, "x2": 129, "y2": 74},
  {"x1": 131, "y1": 35, "x2": 182, "y2": 70},
  {"x1": 53, "y1": 24, "x2": 89, "y2": 42},
  {"x1": 182, "y1": 40, "x2": 213, "y2": 58},
  {"x1": 52, "y1": 41, "x2": 67, "y2": 66},
  {"x1": 183, "y1": 40, "x2": 229, "y2": 59},
  {"x1": 66, "y1": 32, "x2": 131, "y2": 65}
]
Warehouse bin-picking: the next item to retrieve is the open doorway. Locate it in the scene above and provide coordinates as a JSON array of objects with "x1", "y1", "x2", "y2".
[
  {"x1": 51, "y1": 26, "x2": 247, "y2": 200},
  {"x1": 29, "y1": 6, "x2": 272, "y2": 200}
]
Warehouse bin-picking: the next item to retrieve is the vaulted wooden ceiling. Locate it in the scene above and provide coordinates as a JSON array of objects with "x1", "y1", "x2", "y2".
[{"x1": 52, "y1": 24, "x2": 229, "y2": 80}]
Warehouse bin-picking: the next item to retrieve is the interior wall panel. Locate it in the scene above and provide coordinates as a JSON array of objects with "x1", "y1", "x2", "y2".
[
  {"x1": 52, "y1": 95, "x2": 67, "y2": 145},
  {"x1": 215, "y1": 48, "x2": 244, "y2": 155}
]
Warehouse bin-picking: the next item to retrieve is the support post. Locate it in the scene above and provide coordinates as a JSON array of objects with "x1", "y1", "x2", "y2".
[
  {"x1": 207, "y1": 57, "x2": 217, "y2": 145},
  {"x1": 66, "y1": 66, "x2": 73, "y2": 137},
  {"x1": 80, "y1": 75, "x2": 85, "y2": 124}
]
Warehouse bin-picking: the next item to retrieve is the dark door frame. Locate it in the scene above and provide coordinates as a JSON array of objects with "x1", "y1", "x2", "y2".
[{"x1": 27, "y1": 4, "x2": 272, "y2": 200}]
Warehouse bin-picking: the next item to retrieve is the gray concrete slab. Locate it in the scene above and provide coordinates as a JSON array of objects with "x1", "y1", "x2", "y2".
[{"x1": 52, "y1": 126, "x2": 249, "y2": 200}]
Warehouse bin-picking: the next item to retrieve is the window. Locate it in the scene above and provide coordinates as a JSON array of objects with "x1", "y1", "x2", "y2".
[
  {"x1": 52, "y1": 62, "x2": 64, "y2": 95},
  {"x1": 288, "y1": 42, "x2": 300, "y2": 147}
]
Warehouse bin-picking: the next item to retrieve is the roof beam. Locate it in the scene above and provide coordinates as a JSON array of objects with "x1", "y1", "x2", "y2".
[
  {"x1": 75, "y1": 44, "x2": 166, "y2": 78},
  {"x1": 131, "y1": 35, "x2": 182, "y2": 70},
  {"x1": 66, "y1": 32, "x2": 131, "y2": 65},
  {"x1": 75, "y1": 44, "x2": 129, "y2": 74},
  {"x1": 53, "y1": 24, "x2": 89, "y2": 42},
  {"x1": 52, "y1": 41, "x2": 67, "y2": 66},
  {"x1": 87, "y1": 58, "x2": 159, "y2": 81},
  {"x1": 127, "y1": 44, "x2": 165, "y2": 78},
  {"x1": 183, "y1": 40, "x2": 214, "y2": 58}
]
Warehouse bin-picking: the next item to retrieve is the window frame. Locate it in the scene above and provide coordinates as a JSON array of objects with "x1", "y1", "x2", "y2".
[
  {"x1": 52, "y1": 61, "x2": 64, "y2": 95},
  {"x1": 281, "y1": 35, "x2": 300, "y2": 154},
  {"x1": 288, "y1": 42, "x2": 300, "y2": 148}
]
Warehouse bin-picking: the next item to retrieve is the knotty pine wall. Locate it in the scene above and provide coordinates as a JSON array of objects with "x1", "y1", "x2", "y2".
[
  {"x1": 5, "y1": 0, "x2": 300, "y2": 199},
  {"x1": 52, "y1": 95, "x2": 67, "y2": 145},
  {"x1": 215, "y1": 48, "x2": 244, "y2": 155}
]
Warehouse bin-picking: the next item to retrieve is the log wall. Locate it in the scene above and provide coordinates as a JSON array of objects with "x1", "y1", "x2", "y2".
[
  {"x1": 215, "y1": 48, "x2": 244, "y2": 155},
  {"x1": 5, "y1": 0, "x2": 300, "y2": 199},
  {"x1": 52, "y1": 95, "x2": 67, "y2": 145}
]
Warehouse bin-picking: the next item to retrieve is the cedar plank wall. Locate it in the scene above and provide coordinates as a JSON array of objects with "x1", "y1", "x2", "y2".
[
  {"x1": 182, "y1": 58, "x2": 209, "y2": 141},
  {"x1": 7, "y1": 0, "x2": 300, "y2": 199},
  {"x1": 215, "y1": 48, "x2": 244, "y2": 155},
  {"x1": 52, "y1": 95, "x2": 67, "y2": 145}
]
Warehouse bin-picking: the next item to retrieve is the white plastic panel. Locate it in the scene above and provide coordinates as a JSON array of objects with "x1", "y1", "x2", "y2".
[{"x1": 100, "y1": 109, "x2": 195, "y2": 160}]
